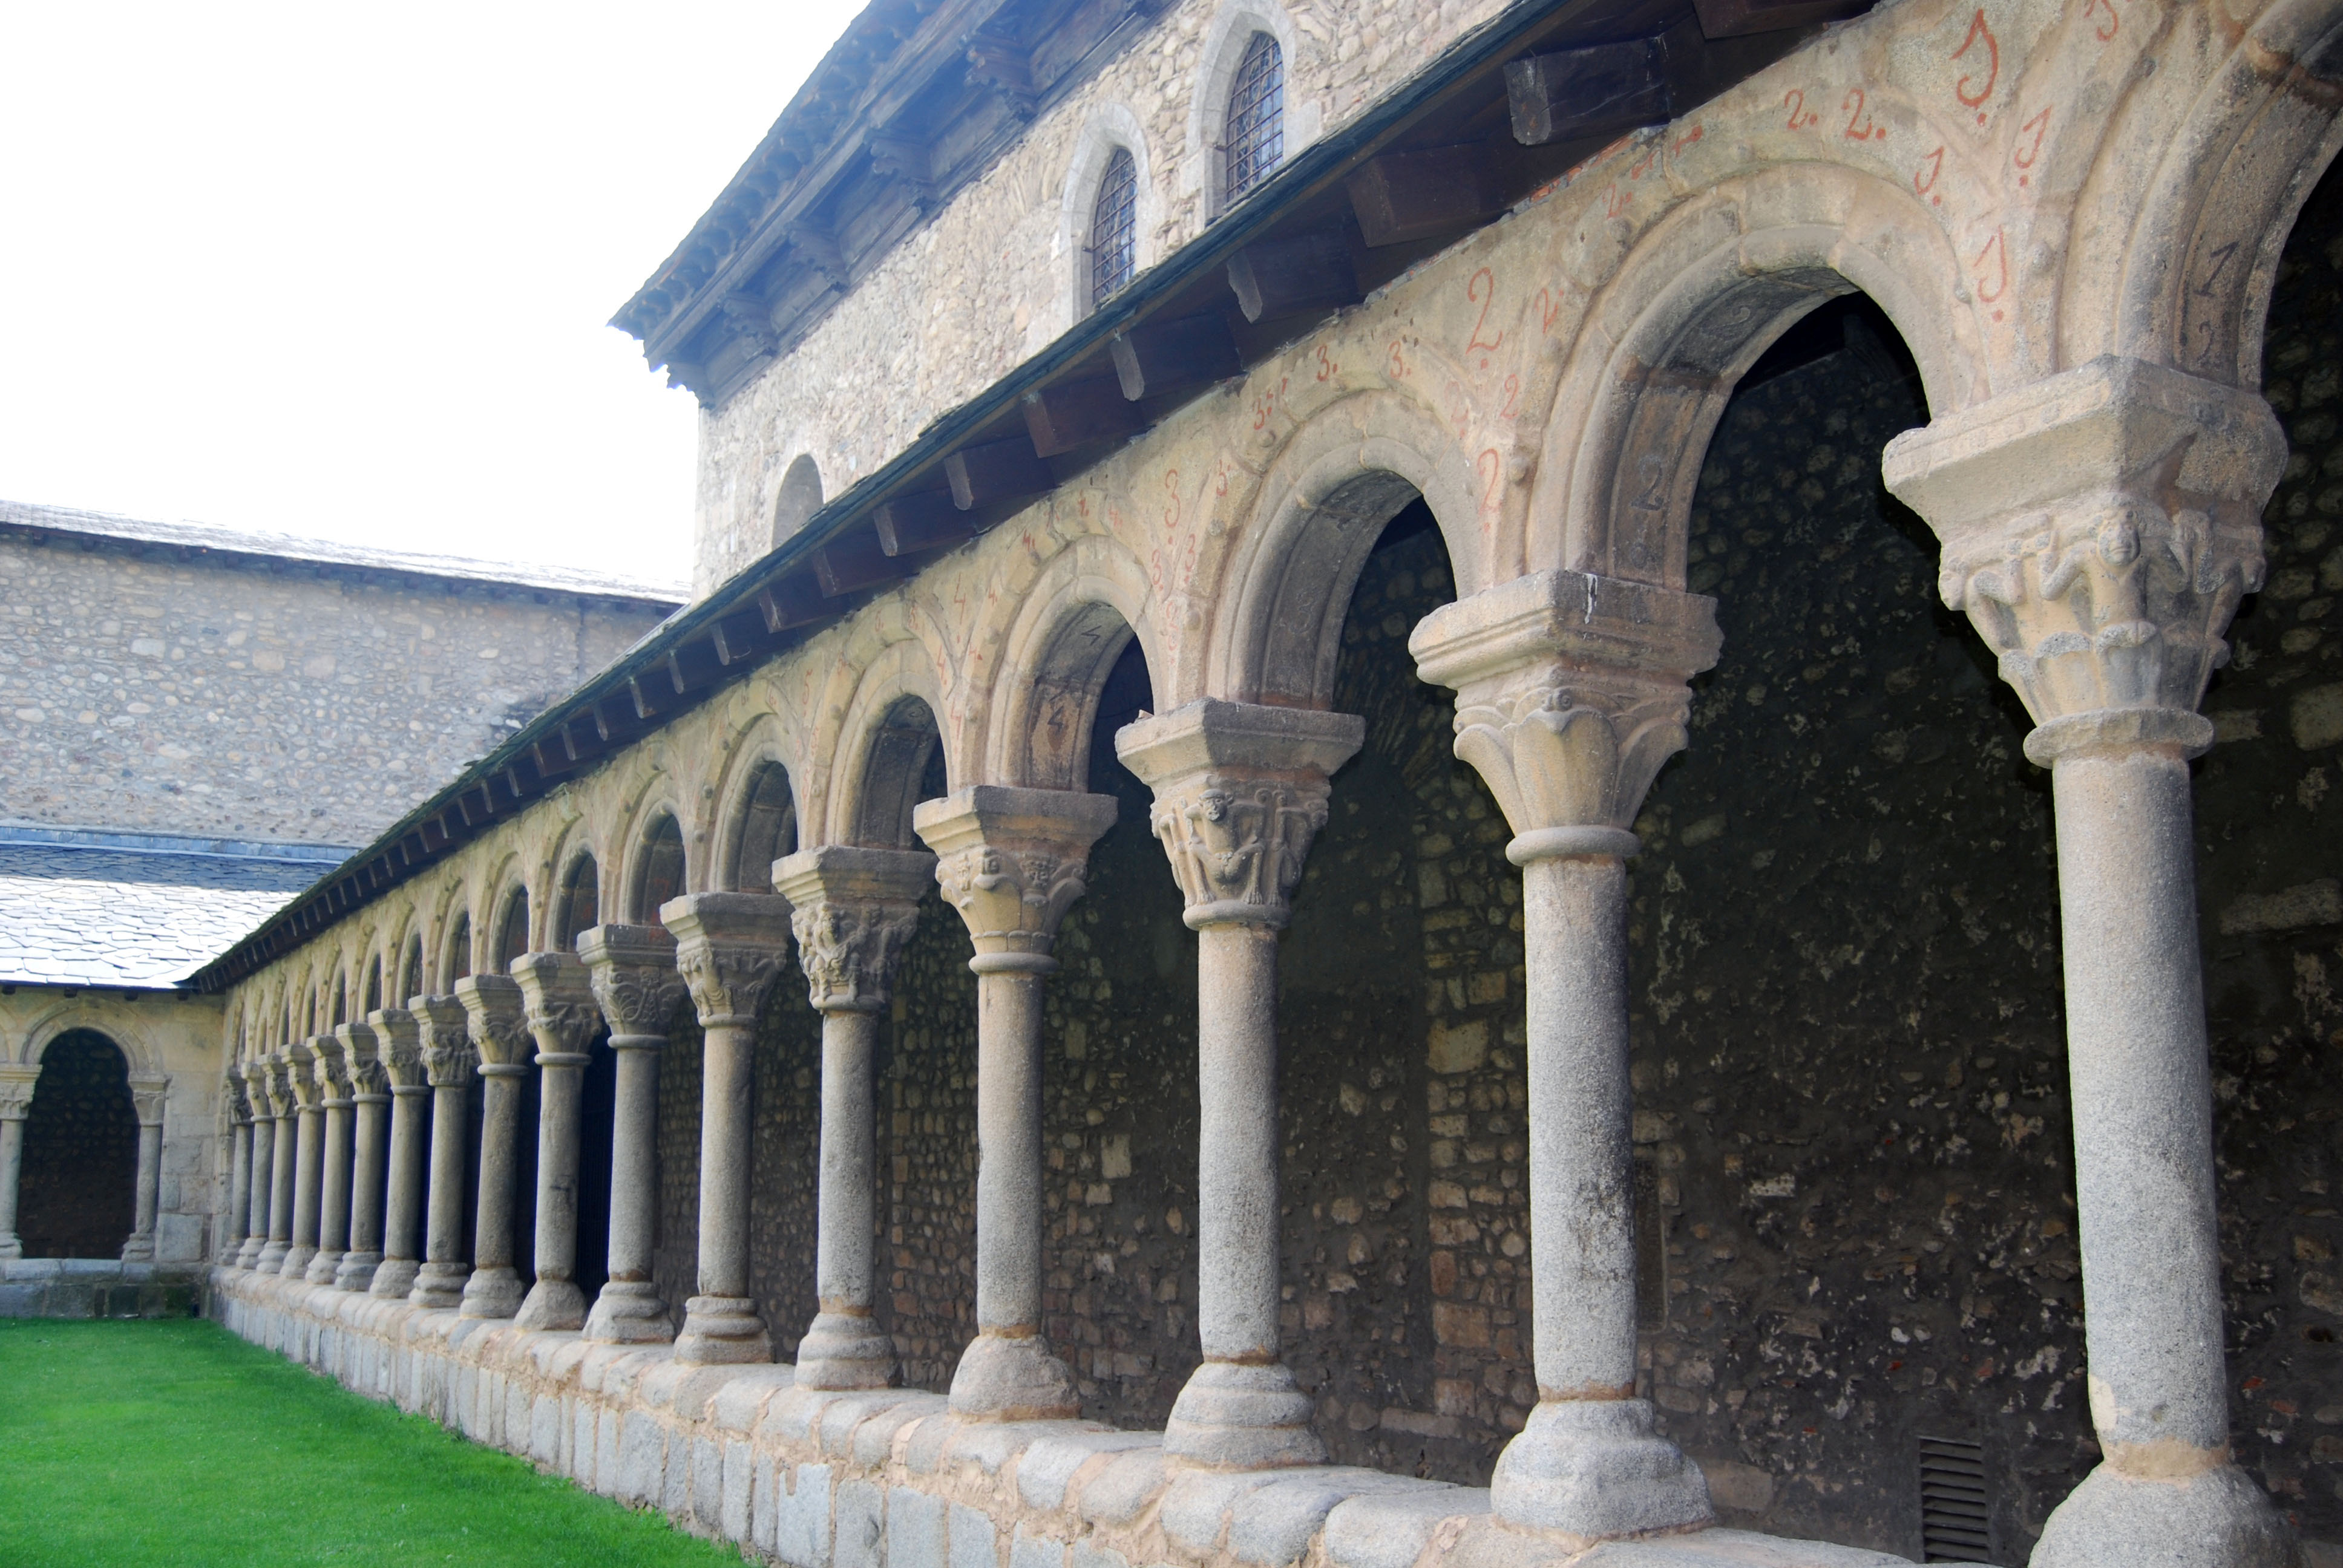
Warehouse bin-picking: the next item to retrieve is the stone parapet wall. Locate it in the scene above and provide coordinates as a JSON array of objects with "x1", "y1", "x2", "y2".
[{"x1": 211, "y1": 1265, "x2": 1904, "y2": 1568}]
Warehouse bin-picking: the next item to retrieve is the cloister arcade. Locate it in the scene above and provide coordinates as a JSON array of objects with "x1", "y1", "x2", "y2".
[{"x1": 204, "y1": 0, "x2": 2343, "y2": 1564}]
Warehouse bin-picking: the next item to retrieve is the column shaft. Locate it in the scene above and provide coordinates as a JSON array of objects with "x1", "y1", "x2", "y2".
[
  {"x1": 260, "y1": 1109, "x2": 296, "y2": 1270},
  {"x1": 0, "y1": 1117, "x2": 25, "y2": 1261},
  {"x1": 224, "y1": 1122, "x2": 252, "y2": 1264},
  {"x1": 372, "y1": 1086, "x2": 427, "y2": 1299},
  {"x1": 306, "y1": 1100, "x2": 352, "y2": 1283},
  {"x1": 336, "y1": 1095, "x2": 388, "y2": 1290},
  {"x1": 460, "y1": 1067, "x2": 526, "y2": 1318},
  {"x1": 583, "y1": 1038, "x2": 670, "y2": 1341},
  {"x1": 120, "y1": 1122, "x2": 162, "y2": 1264},
  {"x1": 973, "y1": 972, "x2": 1044, "y2": 1337},
  {"x1": 237, "y1": 1112, "x2": 274, "y2": 1268},
  {"x1": 1193, "y1": 924, "x2": 1280, "y2": 1363},
  {"x1": 794, "y1": 1010, "x2": 895, "y2": 1385},
  {"x1": 281, "y1": 1105, "x2": 321, "y2": 1277},
  {"x1": 673, "y1": 1021, "x2": 767, "y2": 1358},
  {"x1": 515, "y1": 1051, "x2": 588, "y2": 1330},
  {"x1": 409, "y1": 1080, "x2": 472, "y2": 1307}
]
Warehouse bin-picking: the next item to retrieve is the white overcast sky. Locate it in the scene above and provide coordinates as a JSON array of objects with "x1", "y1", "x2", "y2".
[{"x1": 0, "y1": 2, "x2": 865, "y2": 587}]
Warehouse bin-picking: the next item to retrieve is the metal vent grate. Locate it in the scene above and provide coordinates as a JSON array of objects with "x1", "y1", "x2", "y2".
[{"x1": 1918, "y1": 1436, "x2": 1992, "y2": 1563}]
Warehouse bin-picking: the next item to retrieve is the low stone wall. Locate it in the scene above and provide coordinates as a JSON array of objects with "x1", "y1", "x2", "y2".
[
  {"x1": 212, "y1": 1266, "x2": 1908, "y2": 1568},
  {"x1": 1, "y1": 1258, "x2": 203, "y2": 1318}
]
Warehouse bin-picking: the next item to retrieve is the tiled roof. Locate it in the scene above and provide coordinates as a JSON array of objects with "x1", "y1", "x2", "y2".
[
  {"x1": 0, "y1": 832, "x2": 347, "y2": 988},
  {"x1": 0, "y1": 498, "x2": 686, "y2": 606}
]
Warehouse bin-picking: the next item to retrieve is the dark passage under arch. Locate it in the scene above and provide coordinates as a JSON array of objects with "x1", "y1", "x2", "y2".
[{"x1": 18, "y1": 1030, "x2": 138, "y2": 1259}]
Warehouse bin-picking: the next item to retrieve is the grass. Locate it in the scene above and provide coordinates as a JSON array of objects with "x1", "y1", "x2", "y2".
[{"x1": 0, "y1": 1316, "x2": 743, "y2": 1567}]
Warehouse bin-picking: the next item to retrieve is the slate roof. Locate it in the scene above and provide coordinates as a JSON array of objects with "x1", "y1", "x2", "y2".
[{"x1": 0, "y1": 831, "x2": 349, "y2": 989}]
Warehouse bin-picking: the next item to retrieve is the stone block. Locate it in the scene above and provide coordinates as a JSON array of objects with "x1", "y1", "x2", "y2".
[
  {"x1": 836, "y1": 1478, "x2": 885, "y2": 1568},
  {"x1": 570, "y1": 1401, "x2": 598, "y2": 1483},
  {"x1": 618, "y1": 1410, "x2": 666, "y2": 1506},
  {"x1": 1012, "y1": 1522, "x2": 1069, "y2": 1568},
  {"x1": 890, "y1": 1485, "x2": 948, "y2": 1568},
  {"x1": 853, "y1": 1396, "x2": 946, "y2": 1466},
  {"x1": 1228, "y1": 1472, "x2": 1413, "y2": 1567},
  {"x1": 664, "y1": 1429, "x2": 695, "y2": 1520},
  {"x1": 723, "y1": 1440, "x2": 755, "y2": 1543},
  {"x1": 689, "y1": 1436, "x2": 725, "y2": 1533},
  {"x1": 754, "y1": 1455, "x2": 781, "y2": 1558},
  {"x1": 777, "y1": 1462, "x2": 836, "y2": 1568},
  {"x1": 595, "y1": 1406, "x2": 624, "y2": 1495},
  {"x1": 951, "y1": 1501, "x2": 1000, "y2": 1568},
  {"x1": 530, "y1": 1393, "x2": 563, "y2": 1466},
  {"x1": 1017, "y1": 1429, "x2": 1160, "y2": 1512},
  {"x1": 1161, "y1": 1468, "x2": 1282, "y2": 1556},
  {"x1": 1322, "y1": 1487, "x2": 1489, "y2": 1568},
  {"x1": 1067, "y1": 1543, "x2": 1131, "y2": 1568},
  {"x1": 1076, "y1": 1446, "x2": 1170, "y2": 1526}
]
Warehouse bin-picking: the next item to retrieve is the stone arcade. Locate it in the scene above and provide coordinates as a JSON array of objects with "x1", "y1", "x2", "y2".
[{"x1": 44, "y1": 0, "x2": 2343, "y2": 1561}]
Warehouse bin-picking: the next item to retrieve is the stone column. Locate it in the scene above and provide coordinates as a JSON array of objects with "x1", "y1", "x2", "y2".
[
  {"x1": 304, "y1": 1037, "x2": 352, "y2": 1284},
  {"x1": 369, "y1": 1008, "x2": 428, "y2": 1299},
  {"x1": 237, "y1": 1063, "x2": 275, "y2": 1269},
  {"x1": 280, "y1": 1041, "x2": 323, "y2": 1278},
  {"x1": 1884, "y1": 357, "x2": 2294, "y2": 1568},
  {"x1": 259, "y1": 1059, "x2": 298, "y2": 1273},
  {"x1": 0, "y1": 1067, "x2": 37, "y2": 1261},
  {"x1": 408, "y1": 998, "x2": 476, "y2": 1309},
  {"x1": 772, "y1": 849, "x2": 936, "y2": 1389},
  {"x1": 578, "y1": 924, "x2": 687, "y2": 1344},
  {"x1": 334, "y1": 1021, "x2": 388, "y2": 1291},
  {"x1": 222, "y1": 1083, "x2": 253, "y2": 1266},
  {"x1": 661, "y1": 893, "x2": 796, "y2": 1365},
  {"x1": 1115, "y1": 699, "x2": 1363, "y2": 1469},
  {"x1": 456, "y1": 976, "x2": 531, "y2": 1319},
  {"x1": 1412, "y1": 572, "x2": 1721, "y2": 1538},
  {"x1": 913, "y1": 786, "x2": 1117, "y2": 1419},
  {"x1": 511, "y1": 952, "x2": 601, "y2": 1331}
]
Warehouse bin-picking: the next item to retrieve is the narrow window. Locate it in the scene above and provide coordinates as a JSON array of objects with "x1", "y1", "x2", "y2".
[
  {"x1": 1089, "y1": 147, "x2": 1138, "y2": 307},
  {"x1": 1223, "y1": 33, "x2": 1284, "y2": 204}
]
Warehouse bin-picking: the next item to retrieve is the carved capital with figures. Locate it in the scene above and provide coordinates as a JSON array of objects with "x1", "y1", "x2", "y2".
[
  {"x1": 578, "y1": 923, "x2": 688, "y2": 1043},
  {"x1": 366, "y1": 1008, "x2": 426, "y2": 1090},
  {"x1": 511, "y1": 952, "x2": 602, "y2": 1061},
  {"x1": 453, "y1": 975, "x2": 530, "y2": 1070},
  {"x1": 661, "y1": 892, "x2": 797, "y2": 1027},
  {"x1": 773, "y1": 847, "x2": 934, "y2": 1012},
  {"x1": 914, "y1": 786, "x2": 1118, "y2": 973},
  {"x1": 412, "y1": 996, "x2": 479, "y2": 1087}
]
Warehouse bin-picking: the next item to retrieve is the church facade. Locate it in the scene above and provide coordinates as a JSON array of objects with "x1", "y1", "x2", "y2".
[{"x1": 20, "y1": 0, "x2": 2343, "y2": 1563}]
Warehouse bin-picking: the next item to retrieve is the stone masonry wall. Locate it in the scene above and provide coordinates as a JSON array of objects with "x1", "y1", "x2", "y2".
[
  {"x1": 693, "y1": 0, "x2": 1513, "y2": 593},
  {"x1": 0, "y1": 531, "x2": 672, "y2": 845}
]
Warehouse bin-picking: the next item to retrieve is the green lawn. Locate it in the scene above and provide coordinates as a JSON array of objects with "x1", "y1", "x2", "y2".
[{"x1": 0, "y1": 1316, "x2": 741, "y2": 1567}]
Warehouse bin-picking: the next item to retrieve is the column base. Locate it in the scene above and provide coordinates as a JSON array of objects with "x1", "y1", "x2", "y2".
[
  {"x1": 791, "y1": 1308, "x2": 896, "y2": 1388},
  {"x1": 949, "y1": 1331, "x2": 1079, "y2": 1420},
  {"x1": 2031, "y1": 1461, "x2": 2292, "y2": 1568},
  {"x1": 234, "y1": 1238, "x2": 266, "y2": 1270},
  {"x1": 407, "y1": 1261, "x2": 471, "y2": 1310},
  {"x1": 459, "y1": 1266, "x2": 524, "y2": 1319},
  {"x1": 514, "y1": 1277, "x2": 588, "y2": 1331},
  {"x1": 303, "y1": 1247, "x2": 345, "y2": 1285},
  {"x1": 333, "y1": 1250, "x2": 382, "y2": 1293},
  {"x1": 673, "y1": 1295, "x2": 775, "y2": 1366},
  {"x1": 0, "y1": 1236, "x2": 21, "y2": 1262},
  {"x1": 257, "y1": 1241, "x2": 290, "y2": 1272},
  {"x1": 1165, "y1": 1361, "x2": 1328, "y2": 1470},
  {"x1": 279, "y1": 1244, "x2": 316, "y2": 1278},
  {"x1": 1490, "y1": 1398, "x2": 1714, "y2": 1540},
  {"x1": 582, "y1": 1281, "x2": 675, "y2": 1344},
  {"x1": 369, "y1": 1258, "x2": 420, "y2": 1300}
]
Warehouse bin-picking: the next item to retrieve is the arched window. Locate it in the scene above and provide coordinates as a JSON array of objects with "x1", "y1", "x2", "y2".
[
  {"x1": 1224, "y1": 33, "x2": 1283, "y2": 204},
  {"x1": 494, "y1": 889, "x2": 531, "y2": 973},
  {"x1": 773, "y1": 454, "x2": 823, "y2": 547},
  {"x1": 445, "y1": 912, "x2": 473, "y2": 986},
  {"x1": 555, "y1": 854, "x2": 600, "y2": 949},
  {"x1": 632, "y1": 814, "x2": 687, "y2": 921},
  {"x1": 1090, "y1": 147, "x2": 1138, "y2": 307}
]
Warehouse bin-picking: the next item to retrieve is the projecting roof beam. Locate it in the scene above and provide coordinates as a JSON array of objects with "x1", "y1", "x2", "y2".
[
  {"x1": 1226, "y1": 227, "x2": 1363, "y2": 324},
  {"x1": 1110, "y1": 316, "x2": 1242, "y2": 400},
  {"x1": 945, "y1": 437, "x2": 1054, "y2": 509}
]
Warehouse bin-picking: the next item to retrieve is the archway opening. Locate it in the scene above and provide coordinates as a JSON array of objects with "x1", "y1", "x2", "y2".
[
  {"x1": 18, "y1": 1031, "x2": 138, "y2": 1259},
  {"x1": 444, "y1": 911, "x2": 473, "y2": 987},
  {"x1": 853, "y1": 696, "x2": 946, "y2": 849},
  {"x1": 494, "y1": 889, "x2": 529, "y2": 972},
  {"x1": 631, "y1": 814, "x2": 687, "y2": 922},
  {"x1": 726, "y1": 762, "x2": 797, "y2": 893},
  {"x1": 1020, "y1": 604, "x2": 1137, "y2": 791},
  {"x1": 554, "y1": 854, "x2": 600, "y2": 949}
]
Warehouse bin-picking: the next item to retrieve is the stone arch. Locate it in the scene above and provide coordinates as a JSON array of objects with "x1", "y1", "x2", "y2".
[
  {"x1": 822, "y1": 636, "x2": 954, "y2": 846},
  {"x1": 1060, "y1": 102, "x2": 1162, "y2": 327},
  {"x1": 2100, "y1": 0, "x2": 2343, "y2": 385},
  {"x1": 712, "y1": 725, "x2": 802, "y2": 893},
  {"x1": 773, "y1": 454, "x2": 824, "y2": 547},
  {"x1": 16, "y1": 1027, "x2": 139, "y2": 1259},
  {"x1": 1532, "y1": 168, "x2": 1976, "y2": 585},
  {"x1": 1206, "y1": 391, "x2": 1483, "y2": 707},
  {"x1": 488, "y1": 870, "x2": 531, "y2": 972},
  {"x1": 19, "y1": 1007, "x2": 162, "y2": 1078},
  {"x1": 439, "y1": 890, "x2": 476, "y2": 988},
  {"x1": 1186, "y1": 0, "x2": 1316, "y2": 218},
  {"x1": 552, "y1": 844, "x2": 601, "y2": 949},
  {"x1": 986, "y1": 533, "x2": 1165, "y2": 789},
  {"x1": 625, "y1": 803, "x2": 690, "y2": 922}
]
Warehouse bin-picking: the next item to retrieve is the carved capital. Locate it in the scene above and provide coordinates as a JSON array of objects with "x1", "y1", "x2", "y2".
[
  {"x1": 1114, "y1": 699, "x2": 1364, "y2": 929},
  {"x1": 366, "y1": 1008, "x2": 425, "y2": 1089},
  {"x1": 263, "y1": 1058, "x2": 299, "y2": 1117},
  {"x1": 413, "y1": 995, "x2": 480, "y2": 1087},
  {"x1": 511, "y1": 952, "x2": 603, "y2": 1059},
  {"x1": 285, "y1": 1041, "x2": 323, "y2": 1109},
  {"x1": 578, "y1": 924, "x2": 688, "y2": 1039},
  {"x1": 453, "y1": 975, "x2": 531, "y2": 1068},
  {"x1": 913, "y1": 786, "x2": 1118, "y2": 970},
  {"x1": 128, "y1": 1074, "x2": 169, "y2": 1126},
  {"x1": 1411, "y1": 570, "x2": 1722, "y2": 859},
  {"x1": 0, "y1": 1067, "x2": 39, "y2": 1120},
  {"x1": 334, "y1": 1021, "x2": 387, "y2": 1098},
  {"x1": 773, "y1": 847, "x2": 934, "y2": 1012},
  {"x1": 661, "y1": 892, "x2": 797, "y2": 1025},
  {"x1": 1884, "y1": 357, "x2": 2286, "y2": 765}
]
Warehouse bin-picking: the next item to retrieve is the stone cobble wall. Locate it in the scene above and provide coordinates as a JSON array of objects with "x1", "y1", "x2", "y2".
[
  {"x1": 692, "y1": 0, "x2": 1511, "y2": 594},
  {"x1": 656, "y1": 1019, "x2": 706, "y2": 1329},
  {"x1": 0, "y1": 533, "x2": 671, "y2": 844},
  {"x1": 16, "y1": 1031, "x2": 139, "y2": 1259},
  {"x1": 750, "y1": 968, "x2": 823, "y2": 1359}
]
